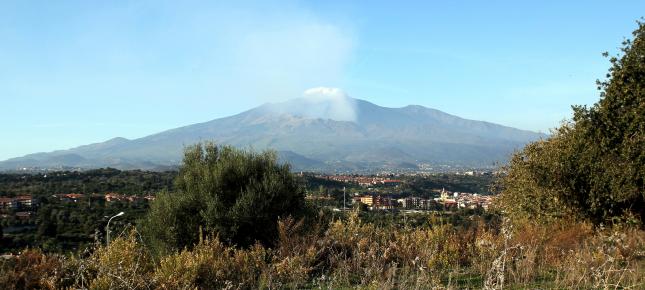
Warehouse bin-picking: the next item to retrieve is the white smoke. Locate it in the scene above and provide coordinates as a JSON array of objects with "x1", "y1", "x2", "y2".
[
  {"x1": 299, "y1": 87, "x2": 357, "y2": 122},
  {"x1": 265, "y1": 87, "x2": 358, "y2": 122}
]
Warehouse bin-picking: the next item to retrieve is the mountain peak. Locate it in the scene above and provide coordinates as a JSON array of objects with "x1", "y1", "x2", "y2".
[
  {"x1": 106, "y1": 137, "x2": 130, "y2": 143},
  {"x1": 262, "y1": 87, "x2": 358, "y2": 122},
  {"x1": 401, "y1": 104, "x2": 426, "y2": 109},
  {"x1": 302, "y1": 87, "x2": 350, "y2": 101}
]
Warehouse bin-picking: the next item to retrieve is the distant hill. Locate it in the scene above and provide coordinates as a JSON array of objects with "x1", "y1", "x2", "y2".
[{"x1": 0, "y1": 89, "x2": 545, "y2": 172}]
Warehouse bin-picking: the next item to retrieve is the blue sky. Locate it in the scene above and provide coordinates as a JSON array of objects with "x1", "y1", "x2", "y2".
[{"x1": 1, "y1": 1, "x2": 644, "y2": 161}]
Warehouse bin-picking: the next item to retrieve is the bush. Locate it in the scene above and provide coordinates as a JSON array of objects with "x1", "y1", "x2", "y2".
[
  {"x1": 497, "y1": 21, "x2": 645, "y2": 226},
  {"x1": 86, "y1": 232, "x2": 154, "y2": 290},
  {"x1": 155, "y1": 237, "x2": 267, "y2": 289},
  {"x1": 140, "y1": 142, "x2": 306, "y2": 255},
  {"x1": 0, "y1": 249, "x2": 63, "y2": 290}
]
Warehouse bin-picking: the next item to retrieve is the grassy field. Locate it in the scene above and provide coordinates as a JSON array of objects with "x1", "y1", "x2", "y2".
[{"x1": 1, "y1": 210, "x2": 644, "y2": 289}]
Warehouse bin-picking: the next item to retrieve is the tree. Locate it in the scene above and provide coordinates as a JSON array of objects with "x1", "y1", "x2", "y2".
[
  {"x1": 140, "y1": 143, "x2": 306, "y2": 254},
  {"x1": 497, "y1": 20, "x2": 645, "y2": 225}
]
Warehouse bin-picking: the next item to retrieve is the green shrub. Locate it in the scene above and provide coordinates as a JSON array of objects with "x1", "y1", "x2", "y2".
[
  {"x1": 497, "y1": 21, "x2": 645, "y2": 226},
  {"x1": 140, "y1": 142, "x2": 306, "y2": 255}
]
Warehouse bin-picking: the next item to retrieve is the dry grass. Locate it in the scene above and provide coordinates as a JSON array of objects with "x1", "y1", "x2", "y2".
[{"x1": 1, "y1": 211, "x2": 644, "y2": 289}]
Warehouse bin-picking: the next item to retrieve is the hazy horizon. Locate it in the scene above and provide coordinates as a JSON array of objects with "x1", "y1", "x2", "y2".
[{"x1": 2, "y1": 1, "x2": 644, "y2": 160}]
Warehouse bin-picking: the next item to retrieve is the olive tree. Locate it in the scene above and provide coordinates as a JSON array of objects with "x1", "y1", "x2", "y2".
[
  {"x1": 140, "y1": 143, "x2": 306, "y2": 254},
  {"x1": 497, "y1": 20, "x2": 645, "y2": 225}
]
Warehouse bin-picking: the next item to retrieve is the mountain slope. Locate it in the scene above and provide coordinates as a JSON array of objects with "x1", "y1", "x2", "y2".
[{"x1": 0, "y1": 92, "x2": 545, "y2": 171}]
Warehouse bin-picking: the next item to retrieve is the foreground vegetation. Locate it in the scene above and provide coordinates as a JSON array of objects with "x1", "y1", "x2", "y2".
[{"x1": 2, "y1": 212, "x2": 644, "y2": 289}]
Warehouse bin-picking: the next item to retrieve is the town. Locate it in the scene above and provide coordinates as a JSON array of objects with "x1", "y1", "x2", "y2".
[
  {"x1": 350, "y1": 189, "x2": 493, "y2": 211},
  {"x1": 306, "y1": 173, "x2": 494, "y2": 212},
  {"x1": 307, "y1": 187, "x2": 494, "y2": 212}
]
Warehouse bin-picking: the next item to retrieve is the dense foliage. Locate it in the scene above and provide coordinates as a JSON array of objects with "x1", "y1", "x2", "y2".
[
  {"x1": 139, "y1": 143, "x2": 307, "y2": 254},
  {"x1": 0, "y1": 168, "x2": 175, "y2": 198},
  {"x1": 498, "y1": 21, "x2": 645, "y2": 225},
  {"x1": 0, "y1": 169, "x2": 175, "y2": 253}
]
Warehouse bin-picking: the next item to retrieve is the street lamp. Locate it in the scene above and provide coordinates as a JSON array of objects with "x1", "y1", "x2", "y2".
[
  {"x1": 106, "y1": 211, "x2": 124, "y2": 246},
  {"x1": 343, "y1": 186, "x2": 346, "y2": 211}
]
